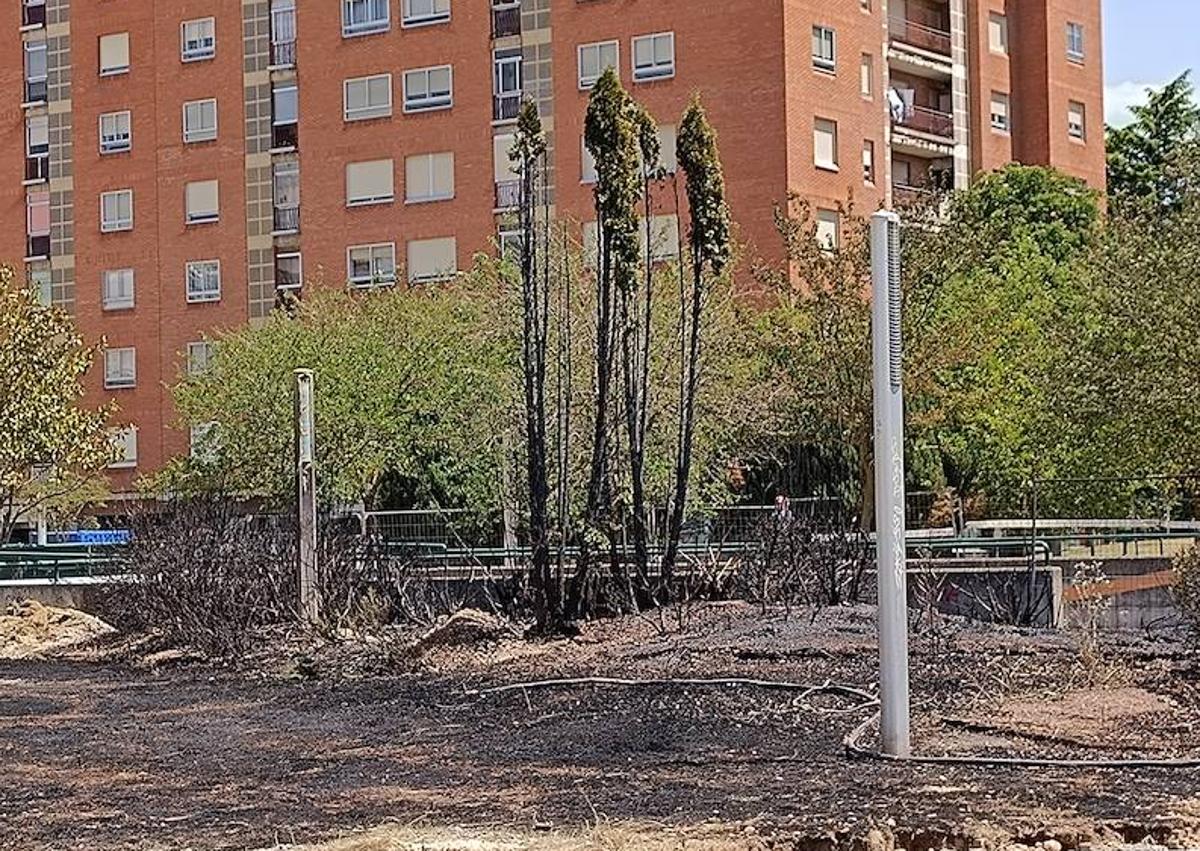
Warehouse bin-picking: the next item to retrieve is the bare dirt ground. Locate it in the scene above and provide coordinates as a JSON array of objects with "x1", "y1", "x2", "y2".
[{"x1": 3, "y1": 603, "x2": 1200, "y2": 851}]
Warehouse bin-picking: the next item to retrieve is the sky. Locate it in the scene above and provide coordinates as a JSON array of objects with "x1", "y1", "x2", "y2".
[{"x1": 1103, "y1": 0, "x2": 1200, "y2": 126}]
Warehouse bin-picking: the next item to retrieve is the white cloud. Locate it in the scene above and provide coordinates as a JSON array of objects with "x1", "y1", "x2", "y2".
[{"x1": 1105, "y1": 80, "x2": 1165, "y2": 127}]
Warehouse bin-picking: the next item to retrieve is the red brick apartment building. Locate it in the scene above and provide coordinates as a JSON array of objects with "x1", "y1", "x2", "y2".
[{"x1": 3, "y1": 0, "x2": 1103, "y2": 488}]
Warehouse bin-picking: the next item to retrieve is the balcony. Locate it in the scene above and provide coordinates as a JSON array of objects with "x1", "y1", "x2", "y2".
[
  {"x1": 494, "y1": 180, "x2": 520, "y2": 211},
  {"x1": 22, "y1": 2, "x2": 46, "y2": 27},
  {"x1": 24, "y1": 155, "x2": 49, "y2": 183},
  {"x1": 271, "y1": 121, "x2": 298, "y2": 150},
  {"x1": 894, "y1": 105, "x2": 953, "y2": 140},
  {"x1": 491, "y1": 4, "x2": 521, "y2": 39},
  {"x1": 493, "y1": 92, "x2": 521, "y2": 122},
  {"x1": 271, "y1": 39, "x2": 296, "y2": 68},
  {"x1": 889, "y1": 17, "x2": 951, "y2": 56},
  {"x1": 273, "y1": 205, "x2": 300, "y2": 233},
  {"x1": 26, "y1": 234, "x2": 49, "y2": 260},
  {"x1": 24, "y1": 79, "x2": 47, "y2": 105}
]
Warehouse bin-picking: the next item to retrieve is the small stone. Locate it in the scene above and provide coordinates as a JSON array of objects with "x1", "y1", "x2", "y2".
[{"x1": 1043, "y1": 841, "x2": 1063, "y2": 851}]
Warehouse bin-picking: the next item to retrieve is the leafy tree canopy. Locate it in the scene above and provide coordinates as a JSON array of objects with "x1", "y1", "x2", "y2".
[{"x1": 1107, "y1": 72, "x2": 1200, "y2": 212}]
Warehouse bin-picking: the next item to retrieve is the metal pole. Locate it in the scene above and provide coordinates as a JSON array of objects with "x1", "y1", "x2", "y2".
[
  {"x1": 295, "y1": 368, "x2": 319, "y2": 625},
  {"x1": 870, "y1": 210, "x2": 910, "y2": 757}
]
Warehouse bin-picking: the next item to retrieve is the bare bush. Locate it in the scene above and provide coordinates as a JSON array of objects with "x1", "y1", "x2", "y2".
[
  {"x1": 737, "y1": 509, "x2": 870, "y2": 615},
  {"x1": 1065, "y1": 561, "x2": 1113, "y2": 685},
  {"x1": 1172, "y1": 544, "x2": 1200, "y2": 647}
]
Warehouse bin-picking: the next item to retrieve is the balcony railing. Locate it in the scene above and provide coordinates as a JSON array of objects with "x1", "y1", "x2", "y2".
[
  {"x1": 493, "y1": 92, "x2": 521, "y2": 122},
  {"x1": 26, "y1": 234, "x2": 50, "y2": 259},
  {"x1": 272, "y1": 121, "x2": 298, "y2": 150},
  {"x1": 271, "y1": 39, "x2": 296, "y2": 68},
  {"x1": 25, "y1": 155, "x2": 49, "y2": 183},
  {"x1": 22, "y1": 2, "x2": 46, "y2": 27},
  {"x1": 889, "y1": 17, "x2": 952, "y2": 55},
  {"x1": 491, "y1": 5, "x2": 521, "y2": 39},
  {"x1": 24, "y1": 79, "x2": 47, "y2": 104},
  {"x1": 494, "y1": 180, "x2": 520, "y2": 211},
  {"x1": 273, "y1": 205, "x2": 300, "y2": 233},
  {"x1": 894, "y1": 105, "x2": 954, "y2": 139}
]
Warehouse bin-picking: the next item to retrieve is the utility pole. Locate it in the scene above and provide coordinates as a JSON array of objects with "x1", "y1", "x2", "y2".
[
  {"x1": 295, "y1": 368, "x2": 319, "y2": 625},
  {"x1": 870, "y1": 210, "x2": 910, "y2": 758}
]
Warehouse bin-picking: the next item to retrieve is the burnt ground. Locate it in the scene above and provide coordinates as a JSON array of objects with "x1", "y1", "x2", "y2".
[{"x1": 2, "y1": 603, "x2": 1200, "y2": 851}]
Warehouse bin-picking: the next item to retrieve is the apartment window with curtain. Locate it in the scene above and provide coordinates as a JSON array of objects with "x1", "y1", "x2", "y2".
[
  {"x1": 406, "y1": 152, "x2": 454, "y2": 203},
  {"x1": 407, "y1": 237, "x2": 457, "y2": 283},
  {"x1": 102, "y1": 268, "x2": 135, "y2": 310},
  {"x1": 346, "y1": 159, "x2": 395, "y2": 206},
  {"x1": 578, "y1": 41, "x2": 618, "y2": 89},
  {"x1": 100, "y1": 111, "x2": 132, "y2": 153},
  {"x1": 347, "y1": 243, "x2": 397, "y2": 286},
  {"x1": 403, "y1": 66, "x2": 452, "y2": 112},
  {"x1": 181, "y1": 18, "x2": 216, "y2": 61},
  {"x1": 273, "y1": 161, "x2": 300, "y2": 232},
  {"x1": 1066, "y1": 22, "x2": 1084, "y2": 62},
  {"x1": 104, "y1": 348, "x2": 137, "y2": 389},
  {"x1": 99, "y1": 32, "x2": 130, "y2": 76},
  {"x1": 632, "y1": 32, "x2": 675, "y2": 81},
  {"x1": 271, "y1": 0, "x2": 297, "y2": 67},
  {"x1": 186, "y1": 260, "x2": 221, "y2": 302},
  {"x1": 813, "y1": 118, "x2": 838, "y2": 170},
  {"x1": 812, "y1": 26, "x2": 836, "y2": 72},
  {"x1": 343, "y1": 0, "x2": 389, "y2": 36},
  {"x1": 344, "y1": 73, "x2": 392, "y2": 121},
  {"x1": 183, "y1": 98, "x2": 218, "y2": 142}
]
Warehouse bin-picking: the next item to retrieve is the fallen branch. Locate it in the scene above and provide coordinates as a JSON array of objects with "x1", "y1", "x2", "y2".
[{"x1": 465, "y1": 675, "x2": 877, "y2": 704}]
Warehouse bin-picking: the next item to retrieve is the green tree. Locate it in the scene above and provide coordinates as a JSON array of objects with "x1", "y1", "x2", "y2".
[
  {"x1": 165, "y1": 281, "x2": 514, "y2": 512},
  {"x1": 1107, "y1": 72, "x2": 1200, "y2": 212},
  {"x1": 0, "y1": 269, "x2": 116, "y2": 543}
]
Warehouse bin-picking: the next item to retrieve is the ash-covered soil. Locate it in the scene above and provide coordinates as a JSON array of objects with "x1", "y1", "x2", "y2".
[{"x1": 2, "y1": 603, "x2": 1198, "y2": 850}]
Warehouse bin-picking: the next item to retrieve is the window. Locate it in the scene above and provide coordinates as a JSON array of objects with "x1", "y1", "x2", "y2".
[
  {"x1": 346, "y1": 159, "x2": 395, "y2": 206},
  {"x1": 102, "y1": 268, "x2": 134, "y2": 310},
  {"x1": 185, "y1": 179, "x2": 219, "y2": 224},
  {"x1": 642, "y1": 215, "x2": 679, "y2": 262},
  {"x1": 270, "y1": 0, "x2": 297, "y2": 67},
  {"x1": 403, "y1": 66, "x2": 453, "y2": 112},
  {"x1": 988, "y1": 13, "x2": 1008, "y2": 54},
  {"x1": 656, "y1": 124, "x2": 678, "y2": 173},
  {"x1": 406, "y1": 152, "x2": 454, "y2": 203},
  {"x1": 31, "y1": 269, "x2": 52, "y2": 307},
  {"x1": 632, "y1": 32, "x2": 675, "y2": 81},
  {"x1": 893, "y1": 158, "x2": 912, "y2": 188},
  {"x1": 343, "y1": 0, "x2": 389, "y2": 36},
  {"x1": 862, "y1": 140, "x2": 875, "y2": 184},
  {"x1": 186, "y1": 260, "x2": 221, "y2": 302},
  {"x1": 860, "y1": 54, "x2": 873, "y2": 97},
  {"x1": 815, "y1": 209, "x2": 839, "y2": 250},
  {"x1": 578, "y1": 40, "x2": 618, "y2": 89},
  {"x1": 494, "y1": 135, "x2": 519, "y2": 207},
  {"x1": 493, "y1": 48, "x2": 522, "y2": 121},
  {"x1": 813, "y1": 118, "x2": 838, "y2": 170},
  {"x1": 1066, "y1": 22, "x2": 1084, "y2": 62},
  {"x1": 26, "y1": 190, "x2": 49, "y2": 257},
  {"x1": 347, "y1": 243, "x2": 396, "y2": 286},
  {"x1": 407, "y1": 237, "x2": 457, "y2": 283},
  {"x1": 190, "y1": 422, "x2": 218, "y2": 462},
  {"x1": 99, "y1": 111, "x2": 131, "y2": 153},
  {"x1": 498, "y1": 228, "x2": 521, "y2": 260},
  {"x1": 100, "y1": 189, "x2": 133, "y2": 232},
  {"x1": 272, "y1": 84, "x2": 298, "y2": 148},
  {"x1": 109, "y1": 426, "x2": 138, "y2": 468},
  {"x1": 990, "y1": 91, "x2": 1009, "y2": 132},
  {"x1": 272, "y1": 161, "x2": 300, "y2": 232},
  {"x1": 402, "y1": 0, "x2": 450, "y2": 27},
  {"x1": 812, "y1": 26, "x2": 836, "y2": 72},
  {"x1": 186, "y1": 341, "x2": 214, "y2": 375},
  {"x1": 23, "y1": 0, "x2": 46, "y2": 28},
  {"x1": 1068, "y1": 101, "x2": 1086, "y2": 139},
  {"x1": 181, "y1": 18, "x2": 216, "y2": 61},
  {"x1": 24, "y1": 42, "x2": 47, "y2": 103},
  {"x1": 275, "y1": 252, "x2": 302, "y2": 290},
  {"x1": 104, "y1": 348, "x2": 136, "y2": 389},
  {"x1": 344, "y1": 74, "x2": 392, "y2": 121},
  {"x1": 183, "y1": 98, "x2": 218, "y2": 143},
  {"x1": 99, "y1": 32, "x2": 130, "y2": 76},
  {"x1": 25, "y1": 114, "x2": 49, "y2": 181}
]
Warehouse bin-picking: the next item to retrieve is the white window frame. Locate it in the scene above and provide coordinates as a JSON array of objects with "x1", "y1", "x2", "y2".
[
  {"x1": 577, "y1": 40, "x2": 618, "y2": 90},
  {"x1": 988, "y1": 13, "x2": 1009, "y2": 55},
  {"x1": 180, "y1": 17, "x2": 216, "y2": 62},
  {"x1": 402, "y1": 0, "x2": 450, "y2": 27},
  {"x1": 186, "y1": 341, "x2": 214, "y2": 376},
  {"x1": 99, "y1": 110, "x2": 132, "y2": 154},
  {"x1": 347, "y1": 242, "x2": 397, "y2": 287},
  {"x1": 185, "y1": 179, "x2": 220, "y2": 225},
  {"x1": 631, "y1": 32, "x2": 675, "y2": 82},
  {"x1": 346, "y1": 159, "x2": 395, "y2": 207},
  {"x1": 104, "y1": 347, "x2": 136, "y2": 389},
  {"x1": 24, "y1": 41, "x2": 47, "y2": 103},
  {"x1": 813, "y1": 117, "x2": 838, "y2": 171},
  {"x1": 185, "y1": 259, "x2": 222, "y2": 303},
  {"x1": 1066, "y1": 22, "x2": 1084, "y2": 62},
  {"x1": 108, "y1": 426, "x2": 138, "y2": 468},
  {"x1": 26, "y1": 114, "x2": 49, "y2": 158},
  {"x1": 344, "y1": 73, "x2": 393, "y2": 121},
  {"x1": 275, "y1": 251, "x2": 303, "y2": 290},
  {"x1": 342, "y1": 0, "x2": 390, "y2": 37},
  {"x1": 99, "y1": 32, "x2": 130, "y2": 77},
  {"x1": 812, "y1": 25, "x2": 836, "y2": 72},
  {"x1": 990, "y1": 91, "x2": 1010, "y2": 132},
  {"x1": 102, "y1": 268, "x2": 135, "y2": 310},
  {"x1": 270, "y1": 0, "x2": 297, "y2": 66},
  {"x1": 403, "y1": 65, "x2": 453, "y2": 113},
  {"x1": 405, "y1": 152, "x2": 455, "y2": 204},
  {"x1": 100, "y1": 189, "x2": 133, "y2": 233},
  {"x1": 183, "y1": 98, "x2": 218, "y2": 143},
  {"x1": 407, "y1": 237, "x2": 458, "y2": 283}
]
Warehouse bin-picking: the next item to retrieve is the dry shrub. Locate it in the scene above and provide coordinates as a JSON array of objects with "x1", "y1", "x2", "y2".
[
  {"x1": 738, "y1": 509, "x2": 870, "y2": 615},
  {"x1": 1173, "y1": 544, "x2": 1200, "y2": 646},
  {"x1": 1065, "y1": 561, "x2": 1113, "y2": 685}
]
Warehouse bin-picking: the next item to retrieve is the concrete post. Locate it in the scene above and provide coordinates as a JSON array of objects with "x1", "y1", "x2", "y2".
[
  {"x1": 295, "y1": 369, "x2": 319, "y2": 625},
  {"x1": 871, "y1": 211, "x2": 911, "y2": 758}
]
